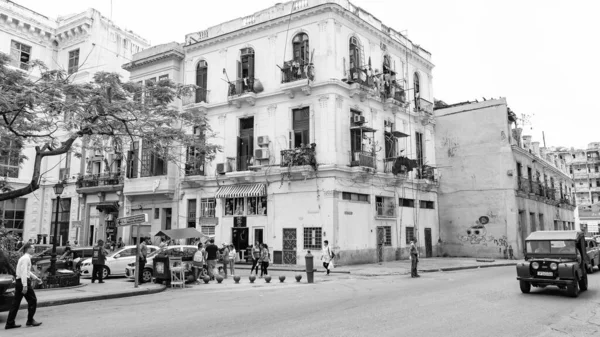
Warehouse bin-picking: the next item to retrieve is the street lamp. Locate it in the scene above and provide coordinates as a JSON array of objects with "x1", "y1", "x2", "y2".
[{"x1": 49, "y1": 181, "x2": 65, "y2": 276}]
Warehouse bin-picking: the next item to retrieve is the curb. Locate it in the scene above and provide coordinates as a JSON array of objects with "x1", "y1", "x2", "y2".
[
  {"x1": 352, "y1": 263, "x2": 517, "y2": 277},
  {"x1": 19, "y1": 285, "x2": 167, "y2": 310},
  {"x1": 235, "y1": 266, "x2": 351, "y2": 274}
]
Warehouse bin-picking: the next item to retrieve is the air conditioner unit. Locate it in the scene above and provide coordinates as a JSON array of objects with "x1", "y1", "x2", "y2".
[
  {"x1": 257, "y1": 135, "x2": 269, "y2": 146},
  {"x1": 254, "y1": 149, "x2": 270, "y2": 160},
  {"x1": 216, "y1": 163, "x2": 226, "y2": 174},
  {"x1": 353, "y1": 114, "x2": 366, "y2": 124}
]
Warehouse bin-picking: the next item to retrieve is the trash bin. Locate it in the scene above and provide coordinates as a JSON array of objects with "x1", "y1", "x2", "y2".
[{"x1": 153, "y1": 255, "x2": 171, "y2": 286}]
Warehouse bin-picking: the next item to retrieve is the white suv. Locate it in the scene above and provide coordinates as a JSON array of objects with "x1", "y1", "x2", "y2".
[{"x1": 80, "y1": 245, "x2": 159, "y2": 279}]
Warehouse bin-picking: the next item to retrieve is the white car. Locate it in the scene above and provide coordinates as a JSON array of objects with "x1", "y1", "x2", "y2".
[
  {"x1": 125, "y1": 245, "x2": 198, "y2": 283},
  {"x1": 80, "y1": 245, "x2": 159, "y2": 279}
]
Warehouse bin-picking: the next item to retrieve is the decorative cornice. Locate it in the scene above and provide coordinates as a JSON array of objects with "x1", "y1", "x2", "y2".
[{"x1": 122, "y1": 49, "x2": 185, "y2": 71}]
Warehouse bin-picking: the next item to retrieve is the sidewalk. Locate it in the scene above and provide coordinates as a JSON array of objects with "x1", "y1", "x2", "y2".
[
  {"x1": 0, "y1": 278, "x2": 165, "y2": 312},
  {"x1": 236, "y1": 257, "x2": 519, "y2": 276}
]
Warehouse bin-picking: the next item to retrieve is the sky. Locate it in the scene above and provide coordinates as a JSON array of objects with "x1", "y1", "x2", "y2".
[{"x1": 16, "y1": 0, "x2": 600, "y2": 150}]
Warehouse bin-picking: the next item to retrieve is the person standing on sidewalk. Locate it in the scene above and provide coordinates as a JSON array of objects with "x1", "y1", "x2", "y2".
[
  {"x1": 221, "y1": 243, "x2": 230, "y2": 279},
  {"x1": 91, "y1": 240, "x2": 108, "y2": 284},
  {"x1": 409, "y1": 240, "x2": 420, "y2": 278},
  {"x1": 321, "y1": 240, "x2": 334, "y2": 275},
  {"x1": 138, "y1": 237, "x2": 149, "y2": 284},
  {"x1": 250, "y1": 242, "x2": 261, "y2": 276},
  {"x1": 205, "y1": 239, "x2": 218, "y2": 280},
  {"x1": 5, "y1": 243, "x2": 42, "y2": 330},
  {"x1": 260, "y1": 244, "x2": 270, "y2": 277},
  {"x1": 193, "y1": 242, "x2": 206, "y2": 284},
  {"x1": 228, "y1": 244, "x2": 236, "y2": 277}
]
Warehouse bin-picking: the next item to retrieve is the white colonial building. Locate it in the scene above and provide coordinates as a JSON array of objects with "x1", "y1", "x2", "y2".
[
  {"x1": 123, "y1": 0, "x2": 439, "y2": 265},
  {"x1": 0, "y1": 0, "x2": 149, "y2": 245}
]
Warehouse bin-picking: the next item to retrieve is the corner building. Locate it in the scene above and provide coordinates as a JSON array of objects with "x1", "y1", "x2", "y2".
[{"x1": 123, "y1": 0, "x2": 439, "y2": 265}]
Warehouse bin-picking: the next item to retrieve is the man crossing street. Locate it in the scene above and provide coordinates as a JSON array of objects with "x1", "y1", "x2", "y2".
[{"x1": 5, "y1": 243, "x2": 42, "y2": 330}]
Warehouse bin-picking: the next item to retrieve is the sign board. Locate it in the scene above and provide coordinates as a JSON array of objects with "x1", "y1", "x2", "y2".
[
  {"x1": 117, "y1": 214, "x2": 148, "y2": 227},
  {"x1": 233, "y1": 216, "x2": 247, "y2": 228}
]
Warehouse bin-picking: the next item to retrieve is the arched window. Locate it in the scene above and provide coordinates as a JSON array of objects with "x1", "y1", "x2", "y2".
[
  {"x1": 349, "y1": 36, "x2": 361, "y2": 70},
  {"x1": 413, "y1": 72, "x2": 420, "y2": 111},
  {"x1": 238, "y1": 48, "x2": 255, "y2": 93},
  {"x1": 196, "y1": 60, "x2": 208, "y2": 103},
  {"x1": 292, "y1": 33, "x2": 309, "y2": 64}
]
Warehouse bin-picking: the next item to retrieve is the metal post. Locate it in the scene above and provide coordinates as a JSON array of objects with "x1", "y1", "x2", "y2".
[
  {"x1": 134, "y1": 223, "x2": 141, "y2": 288},
  {"x1": 50, "y1": 195, "x2": 61, "y2": 276}
]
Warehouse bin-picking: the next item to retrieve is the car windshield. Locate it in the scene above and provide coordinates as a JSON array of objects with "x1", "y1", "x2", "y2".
[{"x1": 526, "y1": 240, "x2": 577, "y2": 254}]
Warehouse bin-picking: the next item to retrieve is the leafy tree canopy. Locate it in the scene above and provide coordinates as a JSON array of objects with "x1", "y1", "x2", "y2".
[{"x1": 0, "y1": 52, "x2": 220, "y2": 201}]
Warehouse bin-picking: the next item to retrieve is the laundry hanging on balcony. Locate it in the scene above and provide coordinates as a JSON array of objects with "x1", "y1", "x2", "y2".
[{"x1": 392, "y1": 157, "x2": 418, "y2": 175}]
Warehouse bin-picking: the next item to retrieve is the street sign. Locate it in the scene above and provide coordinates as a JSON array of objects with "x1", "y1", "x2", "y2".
[{"x1": 116, "y1": 214, "x2": 148, "y2": 227}]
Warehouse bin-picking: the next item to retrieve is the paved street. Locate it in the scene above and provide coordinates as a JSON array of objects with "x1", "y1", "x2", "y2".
[{"x1": 2, "y1": 266, "x2": 599, "y2": 337}]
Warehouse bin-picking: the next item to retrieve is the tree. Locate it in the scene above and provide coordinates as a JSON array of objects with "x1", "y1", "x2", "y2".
[{"x1": 0, "y1": 52, "x2": 220, "y2": 201}]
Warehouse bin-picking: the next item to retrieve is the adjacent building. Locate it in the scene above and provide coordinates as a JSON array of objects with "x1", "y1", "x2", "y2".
[
  {"x1": 122, "y1": 0, "x2": 440, "y2": 265},
  {"x1": 0, "y1": 0, "x2": 149, "y2": 245},
  {"x1": 434, "y1": 99, "x2": 575, "y2": 259}
]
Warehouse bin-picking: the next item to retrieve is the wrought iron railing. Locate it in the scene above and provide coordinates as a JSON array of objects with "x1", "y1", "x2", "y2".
[
  {"x1": 517, "y1": 177, "x2": 530, "y2": 193},
  {"x1": 195, "y1": 88, "x2": 209, "y2": 104},
  {"x1": 347, "y1": 67, "x2": 369, "y2": 86},
  {"x1": 350, "y1": 151, "x2": 376, "y2": 169},
  {"x1": 76, "y1": 173, "x2": 123, "y2": 188},
  {"x1": 383, "y1": 87, "x2": 407, "y2": 104},
  {"x1": 281, "y1": 60, "x2": 310, "y2": 83},
  {"x1": 228, "y1": 78, "x2": 256, "y2": 97},
  {"x1": 280, "y1": 146, "x2": 316, "y2": 167},
  {"x1": 415, "y1": 97, "x2": 434, "y2": 114}
]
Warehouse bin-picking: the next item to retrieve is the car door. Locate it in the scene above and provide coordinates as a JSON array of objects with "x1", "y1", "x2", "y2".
[{"x1": 110, "y1": 247, "x2": 137, "y2": 275}]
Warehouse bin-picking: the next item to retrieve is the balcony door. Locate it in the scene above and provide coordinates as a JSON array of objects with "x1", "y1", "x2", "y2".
[
  {"x1": 237, "y1": 117, "x2": 254, "y2": 171},
  {"x1": 196, "y1": 61, "x2": 208, "y2": 103},
  {"x1": 291, "y1": 108, "x2": 310, "y2": 148}
]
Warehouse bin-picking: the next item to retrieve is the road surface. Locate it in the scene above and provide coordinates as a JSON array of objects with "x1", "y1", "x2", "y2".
[{"x1": 1, "y1": 266, "x2": 598, "y2": 337}]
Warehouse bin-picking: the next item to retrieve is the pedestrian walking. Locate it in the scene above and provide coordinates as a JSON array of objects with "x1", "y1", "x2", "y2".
[
  {"x1": 193, "y1": 242, "x2": 206, "y2": 284},
  {"x1": 508, "y1": 245, "x2": 514, "y2": 260},
  {"x1": 116, "y1": 237, "x2": 123, "y2": 249},
  {"x1": 5, "y1": 243, "x2": 42, "y2": 330},
  {"x1": 138, "y1": 237, "x2": 149, "y2": 284},
  {"x1": 260, "y1": 244, "x2": 270, "y2": 277},
  {"x1": 221, "y1": 243, "x2": 230, "y2": 279},
  {"x1": 321, "y1": 240, "x2": 335, "y2": 275},
  {"x1": 250, "y1": 242, "x2": 261, "y2": 276},
  {"x1": 228, "y1": 244, "x2": 236, "y2": 277},
  {"x1": 205, "y1": 239, "x2": 219, "y2": 280},
  {"x1": 409, "y1": 240, "x2": 420, "y2": 278},
  {"x1": 91, "y1": 240, "x2": 108, "y2": 283}
]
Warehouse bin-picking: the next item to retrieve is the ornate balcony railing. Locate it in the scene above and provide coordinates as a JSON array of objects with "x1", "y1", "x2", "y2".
[
  {"x1": 347, "y1": 67, "x2": 369, "y2": 87},
  {"x1": 76, "y1": 173, "x2": 123, "y2": 188},
  {"x1": 350, "y1": 151, "x2": 376, "y2": 169},
  {"x1": 280, "y1": 145, "x2": 316, "y2": 168},
  {"x1": 228, "y1": 77, "x2": 256, "y2": 97},
  {"x1": 281, "y1": 60, "x2": 313, "y2": 84}
]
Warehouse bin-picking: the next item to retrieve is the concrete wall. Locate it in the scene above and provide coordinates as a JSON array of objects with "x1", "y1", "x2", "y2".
[{"x1": 434, "y1": 99, "x2": 519, "y2": 258}]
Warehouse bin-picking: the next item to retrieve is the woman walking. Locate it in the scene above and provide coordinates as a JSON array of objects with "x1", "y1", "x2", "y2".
[
  {"x1": 228, "y1": 244, "x2": 237, "y2": 277},
  {"x1": 260, "y1": 244, "x2": 270, "y2": 278},
  {"x1": 193, "y1": 243, "x2": 206, "y2": 284},
  {"x1": 250, "y1": 242, "x2": 261, "y2": 276}
]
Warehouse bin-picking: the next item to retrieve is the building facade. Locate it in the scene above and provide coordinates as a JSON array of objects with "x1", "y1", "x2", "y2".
[
  {"x1": 0, "y1": 0, "x2": 149, "y2": 245},
  {"x1": 434, "y1": 99, "x2": 575, "y2": 259},
  {"x1": 122, "y1": 0, "x2": 440, "y2": 265},
  {"x1": 548, "y1": 143, "x2": 600, "y2": 234}
]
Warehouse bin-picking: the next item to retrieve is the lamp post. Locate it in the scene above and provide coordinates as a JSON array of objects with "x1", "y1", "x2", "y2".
[{"x1": 50, "y1": 181, "x2": 65, "y2": 276}]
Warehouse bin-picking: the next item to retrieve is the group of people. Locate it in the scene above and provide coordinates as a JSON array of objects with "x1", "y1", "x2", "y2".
[{"x1": 249, "y1": 242, "x2": 271, "y2": 278}]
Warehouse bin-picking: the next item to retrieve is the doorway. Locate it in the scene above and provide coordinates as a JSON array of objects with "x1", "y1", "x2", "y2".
[
  {"x1": 282, "y1": 228, "x2": 297, "y2": 265},
  {"x1": 231, "y1": 227, "x2": 249, "y2": 253},
  {"x1": 237, "y1": 117, "x2": 254, "y2": 171},
  {"x1": 424, "y1": 228, "x2": 432, "y2": 258},
  {"x1": 254, "y1": 228, "x2": 264, "y2": 245},
  {"x1": 376, "y1": 227, "x2": 384, "y2": 263}
]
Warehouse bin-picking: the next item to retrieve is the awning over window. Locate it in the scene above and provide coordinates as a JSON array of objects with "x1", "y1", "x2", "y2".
[
  {"x1": 215, "y1": 183, "x2": 266, "y2": 198},
  {"x1": 95, "y1": 201, "x2": 120, "y2": 213},
  {"x1": 350, "y1": 125, "x2": 377, "y2": 133}
]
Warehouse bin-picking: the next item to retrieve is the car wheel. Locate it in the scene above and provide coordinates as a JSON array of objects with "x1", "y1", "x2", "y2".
[
  {"x1": 567, "y1": 280, "x2": 580, "y2": 298},
  {"x1": 102, "y1": 267, "x2": 110, "y2": 279},
  {"x1": 579, "y1": 270, "x2": 589, "y2": 291},
  {"x1": 142, "y1": 269, "x2": 153, "y2": 283},
  {"x1": 519, "y1": 280, "x2": 531, "y2": 294}
]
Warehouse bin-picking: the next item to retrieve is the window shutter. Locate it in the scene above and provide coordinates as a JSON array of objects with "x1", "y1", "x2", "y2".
[
  {"x1": 289, "y1": 131, "x2": 293, "y2": 149},
  {"x1": 248, "y1": 55, "x2": 255, "y2": 78},
  {"x1": 237, "y1": 61, "x2": 242, "y2": 80}
]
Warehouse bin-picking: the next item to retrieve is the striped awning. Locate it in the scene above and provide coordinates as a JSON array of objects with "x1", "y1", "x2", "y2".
[{"x1": 215, "y1": 183, "x2": 266, "y2": 198}]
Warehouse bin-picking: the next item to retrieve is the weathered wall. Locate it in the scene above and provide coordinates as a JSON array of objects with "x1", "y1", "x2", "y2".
[{"x1": 434, "y1": 99, "x2": 519, "y2": 258}]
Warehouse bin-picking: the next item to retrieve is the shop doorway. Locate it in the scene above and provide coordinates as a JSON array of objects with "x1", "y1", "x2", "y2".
[
  {"x1": 231, "y1": 227, "x2": 249, "y2": 253},
  {"x1": 254, "y1": 228, "x2": 264, "y2": 245},
  {"x1": 282, "y1": 228, "x2": 297, "y2": 265},
  {"x1": 424, "y1": 228, "x2": 432, "y2": 258}
]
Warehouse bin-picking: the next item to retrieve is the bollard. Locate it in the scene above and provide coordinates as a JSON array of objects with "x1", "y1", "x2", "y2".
[{"x1": 305, "y1": 251, "x2": 314, "y2": 283}]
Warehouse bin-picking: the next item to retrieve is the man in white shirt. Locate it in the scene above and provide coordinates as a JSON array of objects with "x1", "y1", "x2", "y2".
[{"x1": 5, "y1": 243, "x2": 42, "y2": 330}]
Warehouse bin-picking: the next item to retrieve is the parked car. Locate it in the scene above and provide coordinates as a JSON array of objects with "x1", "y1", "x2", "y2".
[
  {"x1": 125, "y1": 245, "x2": 198, "y2": 283},
  {"x1": 34, "y1": 246, "x2": 95, "y2": 274},
  {"x1": 80, "y1": 245, "x2": 159, "y2": 279},
  {"x1": 516, "y1": 231, "x2": 590, "y2": 297},
  {"x1": 586, "y1": 238, "x2": 600, "y2": 273},
  {"x1": 0, "y1": 273, "x2": 14, "y2": 296},
  {"x1": 30, "y1": 245, "x2": 66, "y2": 264}
]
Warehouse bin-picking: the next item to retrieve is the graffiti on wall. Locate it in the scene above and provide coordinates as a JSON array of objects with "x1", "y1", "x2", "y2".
[
  {"x1": 442, "y1": 134, "x2": 459, "y2": 157},
  {"x1": 457, "y1": 215, "x2": 509, "y2": 248}
]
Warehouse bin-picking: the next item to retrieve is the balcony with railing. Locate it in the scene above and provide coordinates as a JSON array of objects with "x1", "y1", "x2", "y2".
[
  {"x1": 517, "y1": 177, "x2": 531, "y2": 194},
  {"x1": 76, "y1": 172, "x2": 124, "y2": 194},
  {"x1": 280, "y1": 145, "x2": 316, "y2": 169},
  {"x1": 415, "y1": 97, "x2": 434, "y2": 114},
  {"x1": 226, "y1": 156, "x2": 253, "y2": 172},
  {"x1": 227, "y1": 77, "x2": 259, "y2": 108},
  {"x1": 382, "y1": 84, "x2": 407, "y2": 112},
  {"x1": 182, "y1": 88, "x2": 210, "y2": 113},
  {"x1": 280, "y1": 60, "x2": 314, "y2": 98},
  {"x1": 349, "y1": 151, "x2": 376, "y2": 169}
]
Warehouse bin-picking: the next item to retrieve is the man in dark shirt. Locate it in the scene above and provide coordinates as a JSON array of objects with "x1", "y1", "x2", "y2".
[
  {"x1": 205, "y1": 239, "x2": 219, "y2": 280},
  {"x1": 138, "y1": 237, "x2": 149, "y2": 284},
  {"x1": 410, "y1": 240, "x2": 420, "y2": 278},
  {"x1": 91, "y1": 240, "x2": 108, "y2": 284}
]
